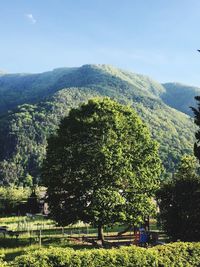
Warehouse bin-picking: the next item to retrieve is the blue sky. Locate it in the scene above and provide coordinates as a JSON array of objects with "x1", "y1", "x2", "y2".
[{"x1": 1, "y1": 0, "x2": 200, "y2": 86}]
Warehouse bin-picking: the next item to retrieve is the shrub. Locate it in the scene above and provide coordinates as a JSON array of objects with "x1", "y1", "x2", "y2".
[
  {"x1": 154, "y1": 242, "x2": 200, "y2": 267},
  {"x1": 9, "y1": 242, "x2": 200, "y2": 267},
  {"x1": 0, "y1": 253, "x2": 8, "y2": 267}
]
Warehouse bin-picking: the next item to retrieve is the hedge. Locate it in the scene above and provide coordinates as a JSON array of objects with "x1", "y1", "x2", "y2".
[
  {"x1": 5, "y1": 242, "x2": 200, "y2": 267},
  {"x1": 155, "y1": 242, "x2": 200, "y2": 266}
]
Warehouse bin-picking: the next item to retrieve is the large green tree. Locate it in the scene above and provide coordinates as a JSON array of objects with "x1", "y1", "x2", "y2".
[
  {"x1": 157, "y1": 155, "x2": 200, "y2": 241},
  {"x1": 42, "y1": 98, "x2": 162, "y2": 241}
]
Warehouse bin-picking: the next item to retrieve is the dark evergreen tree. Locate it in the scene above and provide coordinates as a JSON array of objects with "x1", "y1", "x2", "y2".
[
  {"x1": 157, "y1": 155, "x2": 200, "y2": 241},
  {"x1": 191, "y1": 96, "x2": 200, "y2": 161}
]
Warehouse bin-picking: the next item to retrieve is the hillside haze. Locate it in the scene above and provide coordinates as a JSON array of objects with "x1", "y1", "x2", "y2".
[
  {"x1": 161, "y1": 83, "x2": 200, "y2": 116},
  {"x1": 0, "y1": 64, "x2": 197, "y2": 185}
]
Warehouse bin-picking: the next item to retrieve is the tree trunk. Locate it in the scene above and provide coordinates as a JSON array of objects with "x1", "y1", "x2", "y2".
[{"x1": 98, "y1": 224, "x2": 104, "y2": 242}]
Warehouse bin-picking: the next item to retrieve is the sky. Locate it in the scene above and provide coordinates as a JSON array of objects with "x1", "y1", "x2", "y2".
[{"x1": 1, "y1": 0, "x2": 200, "y2": 86}]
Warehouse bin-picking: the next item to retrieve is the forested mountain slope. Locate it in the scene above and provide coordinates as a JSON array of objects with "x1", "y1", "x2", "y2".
[
  {"x1": 0, "y1": 65, "x2": 197, "y2": 185},
  {"x1": 162, "y1": 83, "x2": 200, "y2": 116},
  {"x1": 0, "y1": 67, "x2": 77, "y2": 114}
]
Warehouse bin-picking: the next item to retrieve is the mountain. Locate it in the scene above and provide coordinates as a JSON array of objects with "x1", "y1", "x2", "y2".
[
  {"x1": 0, "y1": 64, "x2": 197, "y2": 185},
  {"x1": 0, "y1": 67, "x2": 77, "y2": 114},
  {"x1": 161, "y1": 83, "x2": 200, "y2": 116},
  {"x1": 0, "y1": 65, "x2": 165, "y2": 114}
]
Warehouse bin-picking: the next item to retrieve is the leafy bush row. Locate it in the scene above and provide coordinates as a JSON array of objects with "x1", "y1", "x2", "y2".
[{"x1": 6, "y1": 242, "x2": 200, "y2": 267}]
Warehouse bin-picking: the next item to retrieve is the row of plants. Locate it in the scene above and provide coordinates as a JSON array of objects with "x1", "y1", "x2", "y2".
[{"x1": 1, "y1": 242, "x2": 200, "y2": 267}]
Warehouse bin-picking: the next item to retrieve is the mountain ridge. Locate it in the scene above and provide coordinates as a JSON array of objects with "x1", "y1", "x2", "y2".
[
  {"x1": 1, "y1": 64, "x2": 199, "y2": 116},
  {"x1": 0, "y1": 64, "x2": 197, "y2": 185},
  {"x1": 0, "y1": 64, "x2": 166, "y2": 114}
]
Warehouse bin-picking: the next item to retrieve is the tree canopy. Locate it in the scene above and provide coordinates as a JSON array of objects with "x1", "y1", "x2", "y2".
[
  {"x1": 42, "y1": 98, "x2": 162, "y2": 240},
  {"x1": 157, "y1": 155, "x2": 200, "y2": 241}
]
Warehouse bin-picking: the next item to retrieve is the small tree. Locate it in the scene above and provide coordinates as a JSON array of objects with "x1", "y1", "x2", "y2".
[
  {"x1": 42, "y1": 98, "x2": 162, "y2": 241},
  {"x1": 157, "y1": 155, "x2": 200, "y2": 241}
]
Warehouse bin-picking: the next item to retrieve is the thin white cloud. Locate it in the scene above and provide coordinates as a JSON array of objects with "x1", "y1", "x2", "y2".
[{"x1": 25, "y1": 13, "x2": 36, "y2": 24}]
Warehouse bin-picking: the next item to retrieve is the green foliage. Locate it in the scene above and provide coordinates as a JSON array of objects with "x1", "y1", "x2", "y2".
[
  {"x1": 0, "y1": 64, "x2": 196, "y2": 185},
  {"x1": 0, "y1": 252, "x2": 8, "y2": 267},
  {"x1": 90, "y1": 188, "x2": 126, "y2": 226},
  {"x1": 0, "y1": 68, "x2": 75, "y2": 114},
  {"x1": 156, "y1": 155, "x2": 200, "y2": 241},
  {"x1": 0, "y1": 88, "x2": 98, "y2": 185},
  {"x1": 155, "y1": 242, "x2": 200, "y2": 267},
  {"x1": 0, "y1": 186, "x2": 30, "y2": 214},
  {"x1": 8, "y1": 242, "x2": 200, "y2": 267},
  {"x1": 191, "y1": 96, "x2": 200, "y2": 162},
  {"x1": 42, "y1": 98, "x2": 162, "y2": 240}
]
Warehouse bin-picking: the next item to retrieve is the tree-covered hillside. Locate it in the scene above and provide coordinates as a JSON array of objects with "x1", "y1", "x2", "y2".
[
  {"x1": 162, "y1": 83, "x2": 200, "y2": 116},
  {"x1": 0, "y1": 68, "x2": 77, "y2": 114},
  {"x1": 0, "y1": 64, "x2": 165, "y2": 114},
  {"x1": 0, "y1": 65, "x2": 196, "y2": 185}
]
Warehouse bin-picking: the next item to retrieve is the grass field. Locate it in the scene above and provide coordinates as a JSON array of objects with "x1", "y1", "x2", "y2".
[{"x1": 0, "y1": 215, "x2": 164, "y2": 263}]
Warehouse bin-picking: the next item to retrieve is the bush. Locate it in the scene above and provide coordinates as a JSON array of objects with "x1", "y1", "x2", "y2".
[
  {"x1": 10, "y1": 246, "x2": 157, "y2": 267},
  {"x1": 9, "y1": 242, "x2": 200, "y2": 267},
  {"x1": 0, "y1": 253, "x2": 8, "y2": 267},
  {"x1": 0, "y1": 186, "x2": 31, "y2": 215},
  {"x1": 154, "y1": 242, "x2": 200, "y2": 267}
]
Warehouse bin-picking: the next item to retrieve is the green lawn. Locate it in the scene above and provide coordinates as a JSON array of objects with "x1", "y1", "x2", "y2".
[{"x1": 0, "y1": 215, "x2": 164, "y2": 263}]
